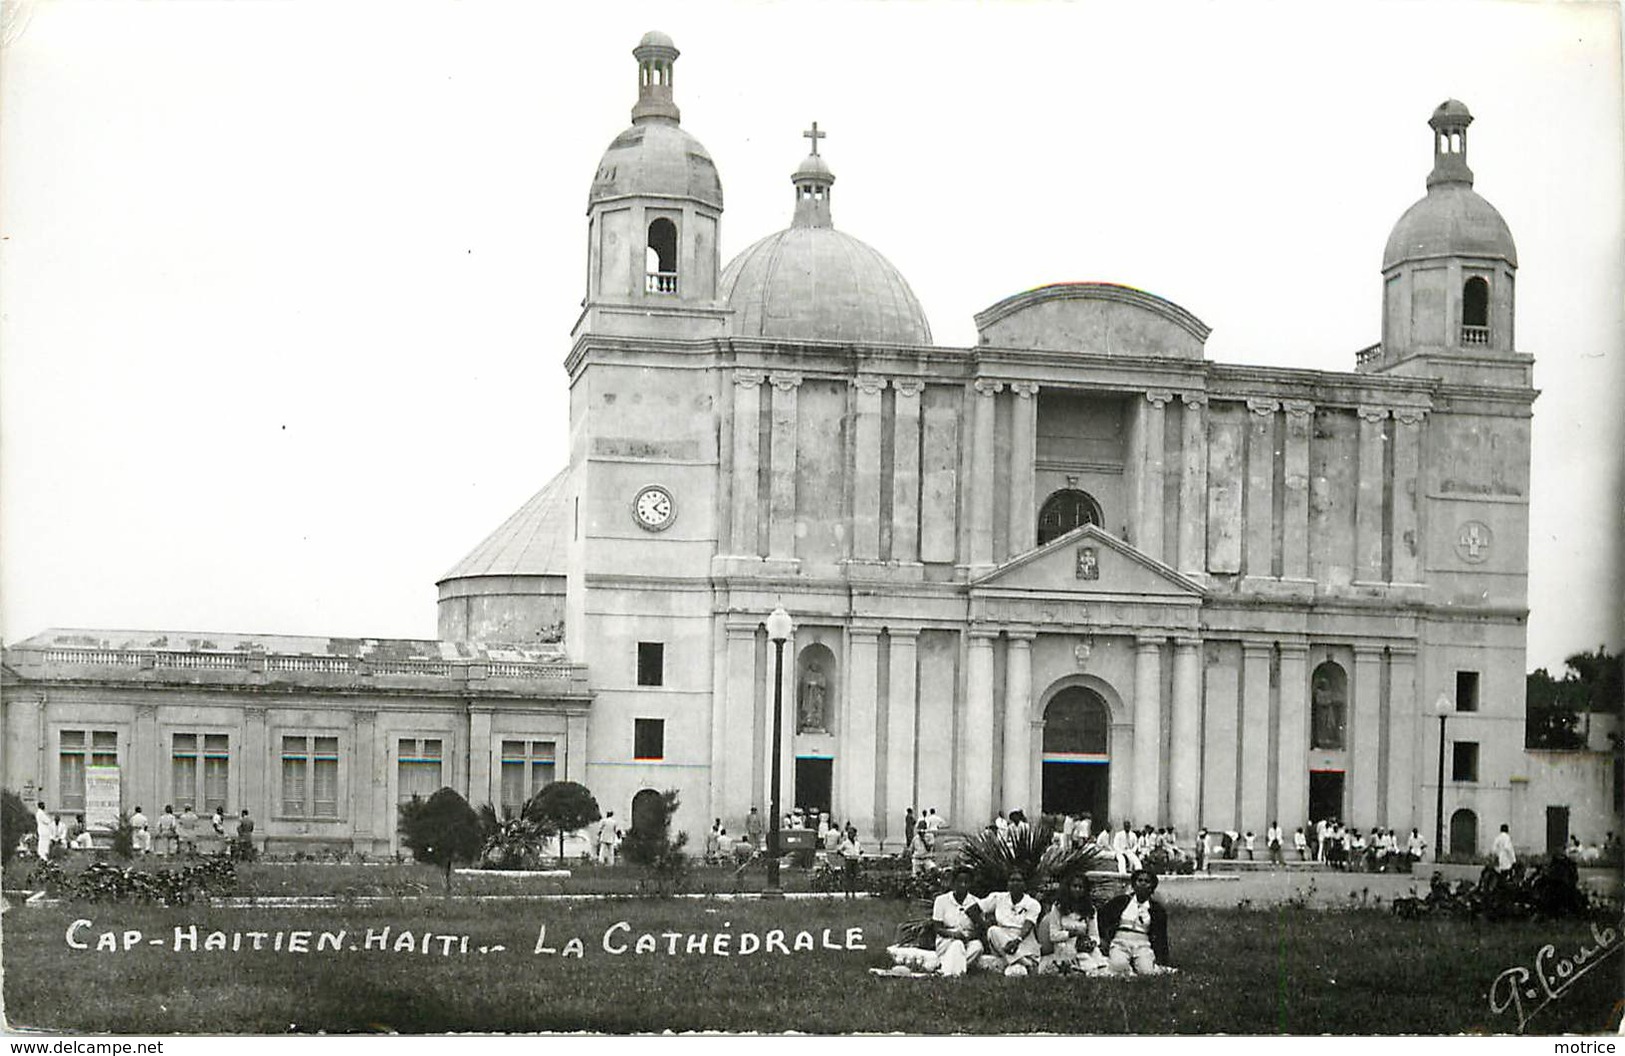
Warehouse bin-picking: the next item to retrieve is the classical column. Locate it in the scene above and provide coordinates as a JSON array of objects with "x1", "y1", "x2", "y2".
[
  {"x1": 1355, "y1": 407, "x2": 1389, "y2": 584},
  {"x1": 352, "y1": 710, "x2": 378, "y2": 847},
  {"x1": 768, "y1": 373, "x2": 802, "y2": 561},
  {"x1": 1351, "y1": 645, "x2": 1384, "y2": 830},
  {"x1": 730, "y1": 372, "x2": 764, "y2": 556},
  {"x1": 1132, "y1": 636, "x2": 1164, "y2": 826},
  {"x1": 1138, "y1": 392, "x2": 1172, "y2": 562},
  {"x1": 845, "y1": 628, "x2": 881, "y2": 838},
  {"x1": 1391, "y1": 408, "x2": 1427, "y2": 584},
  {"x1": 1002, "y1": 634, "x2": 1035, "y2": 814},
  {"x1": 1168, "y1": 636, "x2": 1203, "y2": 834},
  {"x1": 963, "y1": 630, "x2": 998, "y2": 826},
  {"x1": 1281, "y1": 400, "x2": 1314, "y2": 581},
  {"x1": 969, "y1": 379, "x2": 1003, "y2": 569},
  {"x1": 1244, "y1": 398, "x2": 1278, "y2": 578},
  {"x1": 723, "y1": 624, "x2": 759, "y2": 823},
  {"x1": 852, "y1": 375, "x2": 885, "y2": 561},
  {"x1": 884, "y1": 628, "x2": 920, "y2": 848},
  {"x1": 1386, "y1": 648, "x2": 1418, "y2": 831},
  {"x1": 891, "y1": 380, "x2": 923, "y2": 565},
  {"x1": 1007, "y1": 382, "x2": 1039, "y2": 559},
  {"x1": 1238, "y1": 641, "x2": 1273, "y2": 832},
  {"x1": 1177, "y1": 393, "x2": 1209, "y2": 578},
  {"x1": 1276, "y1": 643, "x2": 1311, "y2": 827}
]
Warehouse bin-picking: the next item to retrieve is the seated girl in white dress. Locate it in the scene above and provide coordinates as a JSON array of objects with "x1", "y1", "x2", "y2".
[{"x1": 1037, "y1": 872, "x2": 1111, "y2": 976}]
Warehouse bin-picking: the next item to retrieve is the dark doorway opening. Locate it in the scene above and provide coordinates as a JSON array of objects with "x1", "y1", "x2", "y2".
[
  {"x1": 1545, "y1": 805, "x2": 1570, "y2": 856},
  {"x1": 1308, "y1": 770, "x2": 1345, "y2": 826},
  {"x1": 1042, "y1": 761, "x2": 1108, "y2": 822},
  {"x1": 1450, "y1": 808, "x2": 1478, "y2": 858},
  {"x1": 795, "y1": 757, "x2": 832, "y2": 818}
]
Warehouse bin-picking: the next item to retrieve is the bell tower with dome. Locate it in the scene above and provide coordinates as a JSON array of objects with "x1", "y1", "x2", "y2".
[
  {"x1": 1372, "y1": 100, "x2": 1529, "y2": 388},
  {"x1": 575, "y1": 31, "x2": 728, "y2": 340}
]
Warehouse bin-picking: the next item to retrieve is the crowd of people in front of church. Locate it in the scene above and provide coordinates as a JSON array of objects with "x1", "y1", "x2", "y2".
[
  {"x1": 926, "y1": 866, "x2": 1172, "y2": 979},
  {"x1": 24, "y1": 799, "x2": 255, "y2": 861}
]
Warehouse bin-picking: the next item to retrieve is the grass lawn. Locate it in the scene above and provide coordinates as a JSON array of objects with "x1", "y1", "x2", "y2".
[{"x1": 4, "y1": 898, "x2": 1619, "y2": 1035}]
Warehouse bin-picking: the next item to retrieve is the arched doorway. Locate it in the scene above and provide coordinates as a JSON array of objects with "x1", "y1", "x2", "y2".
[
  {"x1": 1040, "y1": 686, "x2": 1110, "y2": 823},
  {"x1": 1449, "y1": 808, "x2": 1478, "y2": 859},
  {"x1": 631, "y1": 788, "x2": 665, "y2": 837}
]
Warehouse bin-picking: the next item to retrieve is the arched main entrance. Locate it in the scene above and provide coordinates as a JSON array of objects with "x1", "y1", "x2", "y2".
[{"x1": 1040, "y1": 686, "x2": 1110, "y2": 823}]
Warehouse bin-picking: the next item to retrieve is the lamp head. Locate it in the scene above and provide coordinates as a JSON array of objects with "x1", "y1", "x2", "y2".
[
  {"x1": 1434, "y1": 692, "x2": 1454, "y2": 717},
  {"x1": 766, "y1": 606, "x2": 793, "y2": 643}
]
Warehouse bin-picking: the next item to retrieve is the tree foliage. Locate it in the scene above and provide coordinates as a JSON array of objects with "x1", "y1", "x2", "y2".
[
  {"x1": 1527, "y1": 646, "x2": 1623, "y2": 749},
  {"x1": 397, "y1": 787, "x2": 483, "y2": 890},
  {"x1": 523, "y1": 781, "x2": 601, "y2": 862},
  {"x1": 621, "y1": 788, "x2": 690, "y2": 895},
  {"x1": 2, "y1": 789, "x2": 30, "y2": 866}
]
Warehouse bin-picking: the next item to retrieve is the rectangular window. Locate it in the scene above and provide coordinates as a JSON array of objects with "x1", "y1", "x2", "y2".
[
  {"x1": 1456, "y1": 670, "x2": 1480, "y2": 712},
  {"x1": 397, "y1": 738, "x2": 444, "y2": 804},
  {"x1": 58, "y1": 729, "x2": 118, "y2": 812},
  {"x1": 172, "y1": 732, "x2": 229, "y2": 813},
  {"x1": 1452, "y1": 741, "x2": 1479, "y2": 783},
  {"x1": 633, "y1": 719, "x2": 665, "y2": 761},
  {"x1": 499, "y1": 740, "x2": 558, "y2": 815},
  {"x1": 281, "y1": 735, "x2": 341, "y2": 819},
  {"x1": 637, "y1": 642, "x2": 665, "y2": 687}
]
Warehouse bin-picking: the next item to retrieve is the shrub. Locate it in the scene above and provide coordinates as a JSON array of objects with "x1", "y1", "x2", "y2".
[
  {"x1": 2, "y1": 790, "x2": 30, "y2": 867},
  {"x1": 477, "y1": 804, "x2": 546, "y2": 870},
  {"x1": 29, "y1": 855, "x2": 236, "y2": 906},
  {"x1": 523, "y1": 781, "x2": 601, "y2": 862},
  {"x1": 621, "y1": 789, "x2": 689, "y2": 896},
  {"x1": 397, "y1": 787, "x2": 484, "y2": 892},
  {"x1": 953, "y1": 819, "x2": 1107, "y2": 898}
]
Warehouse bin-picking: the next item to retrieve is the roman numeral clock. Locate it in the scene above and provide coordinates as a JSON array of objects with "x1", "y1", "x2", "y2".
[{"x1": 632, "y1": 484, "x2": 676, "y2": 532}]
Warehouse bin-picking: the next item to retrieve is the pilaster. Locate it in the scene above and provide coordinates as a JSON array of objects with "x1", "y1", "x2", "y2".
[
  {"x1": 1385, "y1": 648, "x2": 1418, "y2": 831},
  {"x1": 1007, "y1": 383, "x2": 1039, "y2": 559},
  {"x1": 969, "y1": 380, "x2": 1003, "y2": 569},
  {"x1": 962, "y1": 629, "x2": 999, "y2": 827},
  {"x1": 1133, "y1": 635, "x2": 1164, "y2": 826},
  {"x1": 1281, "y1": 400, "x2": 1314, "y2": 582},
  {"x1": 1350, "y1": 645, "x2": 1384, "y2": 830},
  {"x1": 468, "y1": 707, "x2": 494, "y2": 807},
  {"x1": 851, "y1": 375, "x2": 885, "y2": 561},
  {"x1": 723, "y1": 624, "x2": 759, "y2": 823},
  {"x1": 768, "y1": 373, "x2": 802, "y2": 562},
  {"x1": 1238, "y1": 641, "x2": 1273, "y2": 832},
  {"x1": 243, "y1": 706, "x2": 267, "y2": 821},
  {"x1": 729, "y1": 372, "x2": 763, "y2": 557},
  {"x1": 1177, "y1": 393, "x2": 1209, "y2": 578},
  {"x1": 1002, "y1": 634, "x2": 1035, "y2": 814},
  {"x1": 1168, "y1": 636, "x2": 1203, "y2": 834},
  {"x1": 844, "y1": 627, "x2": 882, "y2": 839},
  {"x1": 1391, "y1": 409, "x2": 1426, "y2": 584},
  {"x1": 1244, "y1": 398, "x2": 1278, "y2": 579},
  {"x1": 1138, "y1": 391, "x2": 1171, "y2": 562},
  {"x1": 1355, "y1": 407, "x2": 1389, "y2": 584},
  {"x1": 891, "y1": 380, "x2": 923, "y2": 565},
  {"x1": 1276, "y1": 642, "x2": 1311, "y2": 828},
  {"x1": 884, "y1": 628, "x2": 920, "y2": 848}
]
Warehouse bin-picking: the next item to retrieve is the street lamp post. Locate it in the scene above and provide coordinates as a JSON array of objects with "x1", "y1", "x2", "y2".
[
  {"x1": 764, "y1": 606, "x2": 793, "y2": 898},
  {"x1": 1433, "y1": 692, "x2": 1453, "y2": 863}
]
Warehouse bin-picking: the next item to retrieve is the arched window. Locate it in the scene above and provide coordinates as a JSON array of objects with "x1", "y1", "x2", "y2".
[
  {"x1": 1036, "y1": 489, "x2": 1102, "y2": 546},
  {"x1": 1461, "y1": 276, "x2": 1489, "y2": 344},
  {"x1": 1042, "y1": 687, "x2": 1110, "y2": 755},
  {"x1": 1310, "y1": 661, "x2": 1348, "y2": 750},
  {"x1": 1449, "y1": 808, "x2": 1478, "y2": 858},
  {"x1": 646, "y1": 218, "x2": 678, "y2": 294}
]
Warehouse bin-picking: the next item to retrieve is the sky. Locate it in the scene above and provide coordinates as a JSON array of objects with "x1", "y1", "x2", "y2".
[{"x1": 1, "y1": 0, "x2": 1620, "y2": 673}]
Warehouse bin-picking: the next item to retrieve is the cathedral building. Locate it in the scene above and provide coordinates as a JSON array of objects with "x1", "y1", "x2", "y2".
[{"x1": 5, "y1": 34, "x2": 1615, "y2": 858}]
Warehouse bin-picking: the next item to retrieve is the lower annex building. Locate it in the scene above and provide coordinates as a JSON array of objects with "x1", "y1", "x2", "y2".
[{"x1": 5, "y1": 34, "x2": 1617, "y2": 858}]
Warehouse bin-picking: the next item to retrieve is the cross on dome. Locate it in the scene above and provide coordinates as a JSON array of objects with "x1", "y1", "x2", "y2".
[{"x1": 803, "y1": 121, "x2": 826, "y2": 156}]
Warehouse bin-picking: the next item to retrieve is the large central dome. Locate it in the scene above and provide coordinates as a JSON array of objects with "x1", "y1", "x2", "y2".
[{"x1": 719, "y1": 136, "x2": 932, "y2": 346}]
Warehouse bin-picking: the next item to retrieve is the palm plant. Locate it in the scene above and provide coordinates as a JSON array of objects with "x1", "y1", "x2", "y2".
[{"x1": 955, "y1": 818, "x2": 1110, "y2": 900}]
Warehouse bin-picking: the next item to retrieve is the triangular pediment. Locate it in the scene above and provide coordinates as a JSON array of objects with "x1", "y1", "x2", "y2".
[{"x1": 970, "y1": 524, "x2": 1203, "y2": 599}]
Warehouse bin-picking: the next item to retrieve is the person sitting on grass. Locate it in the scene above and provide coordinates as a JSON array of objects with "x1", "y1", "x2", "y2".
[
  {"x1": 1098, "y1": 868, "x2": 1171, "y2": 976},
  {"x1": 1037, "y1": 872, "x2": 1110, "y2": 976},
  {"x1": 931, "y1": 867, "x2": 986, "y2": 977},
  {"x1": 976, "y1": 871, "x2": 1043, "y2": 976}
]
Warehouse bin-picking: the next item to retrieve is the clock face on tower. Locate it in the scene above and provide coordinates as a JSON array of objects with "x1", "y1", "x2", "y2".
[{"x1": 632, "y1": 484, "x2": 675, "y2": 532}]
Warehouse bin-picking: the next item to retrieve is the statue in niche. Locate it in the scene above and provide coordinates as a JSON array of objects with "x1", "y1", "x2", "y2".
[
  {"x1": 1311, "y1": 669, "x2": 1347, "y2": 749},
  {"x1": 798, "y1": 661, "x2": 829, "y2": 733}
]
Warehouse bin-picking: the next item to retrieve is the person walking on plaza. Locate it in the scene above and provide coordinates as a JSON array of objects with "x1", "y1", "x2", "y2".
[
  {"x1": 1493, "y1": 824, "x2": 1516, "y2": 873},
  {"x1": 746, "y1": 807, "x2": 764, "y2": 852},
  {"x1": 596, "y1": 811, "x2": 620, "y2": 865}
]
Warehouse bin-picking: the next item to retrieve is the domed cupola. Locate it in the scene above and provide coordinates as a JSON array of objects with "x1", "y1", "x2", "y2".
[
  {"x1": 578, "y1": 33, "x2": 727, "y2": 340},
  {"x1": 1375, "y1": 100, "x2": 1518, "y2": 370},
  {"x1": 719, "y1": 124, "x2": 933, "y2": 346}
]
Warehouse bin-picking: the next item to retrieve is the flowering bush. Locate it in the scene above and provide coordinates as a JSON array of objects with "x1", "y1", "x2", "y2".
[{"x1": 29, "y1": 855, "x2": 237, "y2": 906}]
